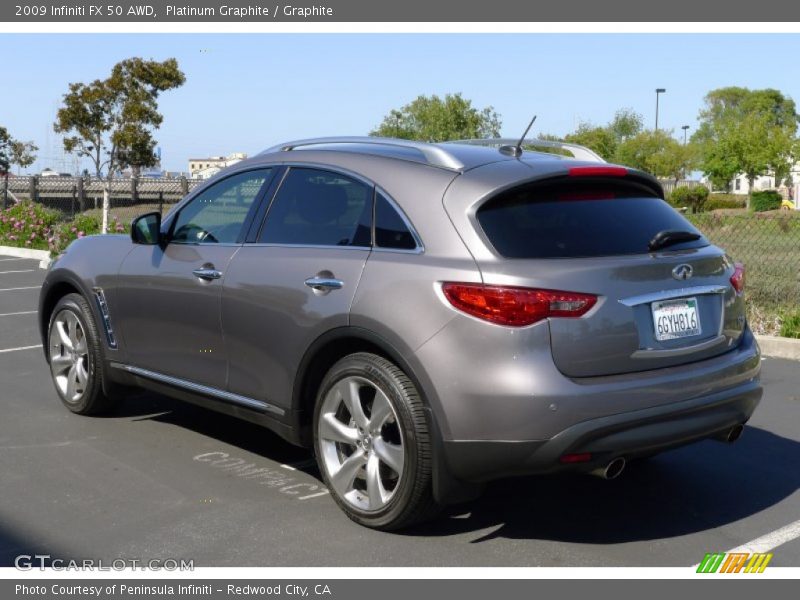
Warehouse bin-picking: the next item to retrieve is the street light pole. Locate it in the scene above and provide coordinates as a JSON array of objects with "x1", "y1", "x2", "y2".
[
  {"x1": 655, "y1": 88, "x2": 666, "y2": 131},
  {"x1": 681, "y1": 125, "x2": 690, "y2": 144}
]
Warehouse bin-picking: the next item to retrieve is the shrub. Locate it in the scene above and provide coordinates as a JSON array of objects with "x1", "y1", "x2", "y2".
[
  {"x1": 780, "y1": 311, "x2": 800, "y2": 339},
  {"x1": 48, "y1": 213, "x2": 126, "y2": 255},
  {"x1": 703, "y1": 194, "x2": 746, "y2": 211},
  {"x1": 669, "y1": 185, "x2": 709, "y2": 213},
  {"x1": 750, "y1": 190, "x2": 783, "y2": 212},
  {"x1": 0, "y1": 201, "x2": 61, "y2": 251}
]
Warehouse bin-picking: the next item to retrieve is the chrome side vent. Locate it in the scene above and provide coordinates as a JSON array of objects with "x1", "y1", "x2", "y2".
[{"x1": 92, "y1": 287, "x2": 117, "y2": 349}]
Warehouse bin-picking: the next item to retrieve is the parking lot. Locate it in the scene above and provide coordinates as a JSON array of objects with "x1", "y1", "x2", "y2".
[{"x1": 0, "y1": 255, "x2": 798, "y2": 568}]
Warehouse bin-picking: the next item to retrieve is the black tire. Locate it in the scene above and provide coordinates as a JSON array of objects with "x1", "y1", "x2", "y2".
[
  {"x1": 46, "y1": 293, "x2": 117, "y2": 415},
  {"x1": 313, "y1": 352, "x2": 439, "y2": 530}
]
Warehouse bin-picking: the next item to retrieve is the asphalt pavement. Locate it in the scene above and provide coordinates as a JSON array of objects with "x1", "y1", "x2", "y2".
[{"x1": 0, "y1": 256, "x2": 798, "y2": 567}]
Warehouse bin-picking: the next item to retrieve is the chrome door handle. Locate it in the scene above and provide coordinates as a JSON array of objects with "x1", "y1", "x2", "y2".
[
  {"x1": 304, "y1": 277, "x2": 344, "y2": 291},
  {"x1": 193, "y1": 268, "x2": 223, "y2": 281}
]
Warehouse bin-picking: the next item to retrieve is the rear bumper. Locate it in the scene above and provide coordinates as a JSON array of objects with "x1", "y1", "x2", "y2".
[{"x1": 442, "y1": 377, "x2": 762, "y2": 483}]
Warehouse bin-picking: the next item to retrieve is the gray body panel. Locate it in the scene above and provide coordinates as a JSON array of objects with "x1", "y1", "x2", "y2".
[
  {"x1": 222, "y1": 245, "x2": 370, "y2": 412},
  {"x1": 38, "y1": 137, "x2": 762, "y2": 492}
]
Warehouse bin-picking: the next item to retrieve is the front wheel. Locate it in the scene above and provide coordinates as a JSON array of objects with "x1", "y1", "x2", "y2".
[
  {"x1": 313, "y1": 352, "x2": 438, "y2": 530},
  {"x1": 47, "y1": 293, "x2": 116, "y2": 415}
]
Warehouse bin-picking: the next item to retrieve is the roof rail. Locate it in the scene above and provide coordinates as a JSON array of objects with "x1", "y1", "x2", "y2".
[
  {"x1": 449, "y1": 138, "x2": 606, "y2": 163},
  {"x1": 261, "y1": 136, "x2": 465, "y2": 171}
]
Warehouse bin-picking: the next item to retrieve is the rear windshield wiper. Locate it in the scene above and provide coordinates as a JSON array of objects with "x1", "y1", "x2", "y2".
[{"x1": 648, "y1": 229, "x2": 702, "y2": 251}]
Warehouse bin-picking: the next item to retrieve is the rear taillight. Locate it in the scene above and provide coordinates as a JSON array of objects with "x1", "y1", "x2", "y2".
[
  {"x1": 441, "y1": 283, "x2": 597, "y2": 327},
  {"x1": 730, "y1": 262, "x2": 745, "y2": 295}
]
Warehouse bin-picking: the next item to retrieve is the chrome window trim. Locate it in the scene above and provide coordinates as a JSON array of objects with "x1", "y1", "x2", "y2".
[
  {"x1": 618, "y1": 285, "x2": 728, "y2": 307},
  {"x1": 110, "y1": 363, "x2": 285, "y2": 416}
]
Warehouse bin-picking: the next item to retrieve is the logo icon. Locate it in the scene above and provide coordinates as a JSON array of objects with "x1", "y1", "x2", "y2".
[
  {"x1": 672, "y1": 264, "x2": 694, "y2": 281},
  {"x1": 696, "y1": 552, "x2": 773, "y2": 573}
]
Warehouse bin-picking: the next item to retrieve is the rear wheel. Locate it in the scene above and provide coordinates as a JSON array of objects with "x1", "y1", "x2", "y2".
[
  {"x1": 47, "y1": 293, "x2": 116, "y2": 415},
  {"x1": 313, "y1": 352, "x2": 437, "y2": 530}
]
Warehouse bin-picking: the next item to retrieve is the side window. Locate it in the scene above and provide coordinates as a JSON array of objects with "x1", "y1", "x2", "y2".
[
  {"x1": 171, "y1": 169, "x2": 271, "y2": 244},
  {"x1": 375, "y1": 192, "x2": 418, "y2": 250},
  {"x1": 259, "y1": 168, "x2": 372, "y2": 247}
]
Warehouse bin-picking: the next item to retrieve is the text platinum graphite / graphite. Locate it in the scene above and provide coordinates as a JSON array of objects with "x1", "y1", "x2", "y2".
[{"x1": 165, "y1": 5, "x2": 335, "y2": 17}]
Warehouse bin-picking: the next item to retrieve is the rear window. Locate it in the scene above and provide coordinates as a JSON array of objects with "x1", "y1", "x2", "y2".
[{"x1": 476, "y1": 180, "x2": 708, "y2": 259}]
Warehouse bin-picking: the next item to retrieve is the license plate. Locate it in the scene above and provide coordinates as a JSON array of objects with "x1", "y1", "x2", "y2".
[{"x1": 651, "y1": 297, "x2": 701, "y2": 341}]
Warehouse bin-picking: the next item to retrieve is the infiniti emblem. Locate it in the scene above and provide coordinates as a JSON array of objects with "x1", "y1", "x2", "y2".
[{"x1": 672, "y1": 264, "x2": 694, "y2": 281}]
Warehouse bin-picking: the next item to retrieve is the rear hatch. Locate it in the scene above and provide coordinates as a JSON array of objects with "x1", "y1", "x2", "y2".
[{"x1": 471, "y1": 174, "x2": 746, "y2": 377}]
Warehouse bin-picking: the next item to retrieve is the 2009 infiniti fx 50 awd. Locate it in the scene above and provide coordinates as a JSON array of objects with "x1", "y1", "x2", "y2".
[{"x1": 39, "y1": 136, "x2": 761, "y2": 530}]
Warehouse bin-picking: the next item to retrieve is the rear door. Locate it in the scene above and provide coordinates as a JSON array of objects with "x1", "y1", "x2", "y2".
[
  {"x1": 470, "y1": 176, "x2": 746, "y2": 377},
  {"x1": 221, "y1": 166, "x2": 373, "y2": 412}
]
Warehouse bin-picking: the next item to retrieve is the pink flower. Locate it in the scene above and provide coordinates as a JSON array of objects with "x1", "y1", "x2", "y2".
[
  {"x1": 71, "y1": 227, "x2": 77, "y2": 233},
  {"x1": 77, "y1": 231, "x2": 85, "y2": 238},
  {"x1": 25, "y1": 240, "x2": 31, "y2": 246},
  {"x1": 8, "y1": 235, "x2": 16, "y2": 241}
]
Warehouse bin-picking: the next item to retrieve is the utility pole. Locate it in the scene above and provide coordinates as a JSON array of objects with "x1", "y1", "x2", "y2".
[{"x1": 655, "y1": 88, "x2": 666, "y2": 131}]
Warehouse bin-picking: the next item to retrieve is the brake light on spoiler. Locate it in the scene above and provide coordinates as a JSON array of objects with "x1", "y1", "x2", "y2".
[
  {"x1": 568, "y1": 166, "x2": 629, "y2": 178},
  {"x1": 441, "y1": 283, "x2": 597, "y2": 327}
]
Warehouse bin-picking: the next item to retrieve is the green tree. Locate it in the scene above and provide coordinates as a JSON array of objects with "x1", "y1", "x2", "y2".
[
  {"x1": 615, "y1": 129, "x2": 693, "y2": 180},
  {"x1": 609, "y1": 108, "x2": 644, "y2": 142},
  {"x1": 370, "y1": 93, "x2": 501, "y2": 141},
  {"x1": 0, "y1": 126, "x2": 38, "y2": 208},
  {"x1": 54, "y1": 57, "x2": 185, "y2": 232},
  {"x1": 564, "y1": 122, "x2": 618, "y2": 161},
  {"x1": 693, "y1": 87, "x2": 799, "y2": 208}
]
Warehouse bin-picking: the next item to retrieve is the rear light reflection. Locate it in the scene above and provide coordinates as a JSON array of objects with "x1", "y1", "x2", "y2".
[
  {"x1": 441, "y1": 283, "x2": 597, "y2": 327},
  {"x1": 568, "y1": 166, "x2": 628, "y2": 178},
  {"x1": 560, "y1": 453, "x2": 593, "y2": 464},
  {"x1": 730, "y1": 262, "x2": 745, "y2": 295}
]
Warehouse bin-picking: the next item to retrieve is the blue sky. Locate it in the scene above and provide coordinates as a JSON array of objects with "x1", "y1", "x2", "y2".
[{"x1": 2, "y1": 33, "x2": 800, "y2": 173}]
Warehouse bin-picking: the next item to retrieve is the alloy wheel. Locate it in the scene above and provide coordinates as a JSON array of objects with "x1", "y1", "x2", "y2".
[
  {"x1": 317, "y1": 375, "x2": 406, "y2": 512},
  {"x1": 49, "y1": 310, "x2": 90, "y2": 404}
]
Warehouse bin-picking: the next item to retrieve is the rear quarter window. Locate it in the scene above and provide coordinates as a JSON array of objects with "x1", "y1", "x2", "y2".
[{"x1": 476, "y1": 179, "x2": 708, "y2": 259}]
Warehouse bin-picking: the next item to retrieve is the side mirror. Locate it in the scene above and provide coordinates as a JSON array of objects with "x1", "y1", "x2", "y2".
[{"x1": 131, "y1": 212, "x2": 162, "y2": 245}]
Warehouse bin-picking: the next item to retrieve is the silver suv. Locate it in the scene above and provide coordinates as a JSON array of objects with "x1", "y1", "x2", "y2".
[{"x1": 39, "y1": 137, "x2": 762, "y2": 530}]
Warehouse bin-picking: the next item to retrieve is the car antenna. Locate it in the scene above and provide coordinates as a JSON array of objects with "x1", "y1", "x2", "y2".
[{"x1": 500, "y1": 115, "x2": 537, "y2": 157}]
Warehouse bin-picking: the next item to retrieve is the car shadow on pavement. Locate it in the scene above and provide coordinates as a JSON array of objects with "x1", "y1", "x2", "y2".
[
  {"x1": 116, "y1": 391, "x2": 316, "y2": 468},
  {"x1": 408, "y1": 426, "x2": 800, "y2": 544}
]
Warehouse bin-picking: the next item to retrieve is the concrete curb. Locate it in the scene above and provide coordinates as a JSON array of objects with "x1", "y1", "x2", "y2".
[
  {"x1": 755, "y1": 335, "x2": 800, "y2": 361},
  {"x1": 0, "y1": 245, "x2": 50, "y2": 261},
  {"x1": 0, "y1": 246, "x2": 51, "y2": 270}
]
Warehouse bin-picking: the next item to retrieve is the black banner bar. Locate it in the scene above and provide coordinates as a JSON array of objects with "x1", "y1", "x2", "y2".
[{"x1": 2, "y1": 0, "x2": 799, "y2": 22}]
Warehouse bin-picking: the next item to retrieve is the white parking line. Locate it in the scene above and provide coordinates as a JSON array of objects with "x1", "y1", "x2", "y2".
[
  {"x1": 280, "y1": 459, "x2": 317, "y2": 471},
  {"x1": 0, "y1": 344, "x2": 42, "y2": 354},
  {"x1": 0, "y1": 311, "x2": 37, "y2": 317},
  {"x1": 0, "y1": 270, "x2": 35, "y2": 275},
  {"x1": 0, "y1": 258, "x2": 32, "y2": 262},
  {"x1": 726, "y1": 519, "x2": 800, "y2": 555},
  {"x1": 298, "y1": 490, "x2": 330, "y2": 500},
  {"x1": 0, "y1": 286, "x2": 40, "y2": 292}
]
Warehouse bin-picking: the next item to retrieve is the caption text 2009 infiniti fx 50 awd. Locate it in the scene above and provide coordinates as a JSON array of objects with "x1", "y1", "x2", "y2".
[{"x1": 39, "y1": 137, "x2": 761, "y2": 530}]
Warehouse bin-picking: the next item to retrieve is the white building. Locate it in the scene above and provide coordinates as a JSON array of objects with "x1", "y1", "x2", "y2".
[
  {"x1": 188, "y1": 153, "x2": 247, "y2": 179},
  {"x1": 725, "y1": 163, "x2": 800, "y2": 207}
]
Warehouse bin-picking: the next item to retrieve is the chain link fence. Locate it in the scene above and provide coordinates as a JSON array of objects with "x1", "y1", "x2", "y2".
[{"x1": 687, "y1": 211, "x2": 800, "y2": 336}]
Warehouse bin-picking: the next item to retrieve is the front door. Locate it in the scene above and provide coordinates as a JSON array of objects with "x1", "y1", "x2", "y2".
[{"x1": 115, "y1": 168, "x2": 274, "y2": 389}]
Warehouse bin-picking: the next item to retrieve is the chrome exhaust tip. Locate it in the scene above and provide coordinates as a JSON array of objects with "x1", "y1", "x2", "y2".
[
  {"x1": 590, "y1": 457, "x2": 626, "y2": 480},
  {"x1": 725, "y1": 424, "x2": 744, "y2": 444}
]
